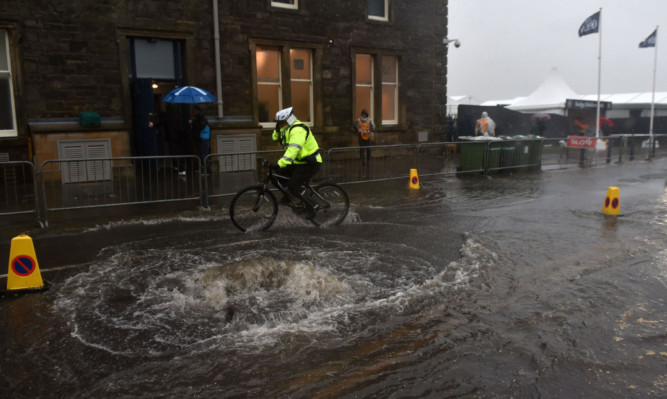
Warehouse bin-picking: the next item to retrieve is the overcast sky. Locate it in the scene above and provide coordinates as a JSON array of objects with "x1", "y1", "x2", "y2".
[{"x1": 447, "y1": 0, "x2": 666, "y2": 102}]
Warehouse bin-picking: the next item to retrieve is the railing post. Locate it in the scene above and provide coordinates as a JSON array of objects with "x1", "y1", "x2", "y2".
[
  {"x1": 33, "y1": 163, "x2": 44, "y2": 228},
  {"x1": 39, "y1": 161, "x2": 49, "y2": 227},
  {"x1": 483, "y1": 141, "x2": 490, "y2": 175}
]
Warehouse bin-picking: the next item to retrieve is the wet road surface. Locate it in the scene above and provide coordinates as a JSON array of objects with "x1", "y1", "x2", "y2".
[{"x1": 1, "y1": 159, "x2": 666, "y2": 398}]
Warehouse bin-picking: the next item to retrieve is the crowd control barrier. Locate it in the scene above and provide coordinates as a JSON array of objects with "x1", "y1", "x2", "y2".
[{"x1": 0, "y1": 134, "x2": 665, "y2": 227}]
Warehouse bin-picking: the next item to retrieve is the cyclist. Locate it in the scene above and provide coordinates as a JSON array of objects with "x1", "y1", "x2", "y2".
[{"x1": 270, "y1": 107, "x2": 323, "y2": 219}]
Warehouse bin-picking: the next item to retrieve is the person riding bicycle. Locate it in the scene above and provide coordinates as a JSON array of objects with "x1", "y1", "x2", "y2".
[{"x1": 270, "y1": 107, "x2": 323, "y2": 219}]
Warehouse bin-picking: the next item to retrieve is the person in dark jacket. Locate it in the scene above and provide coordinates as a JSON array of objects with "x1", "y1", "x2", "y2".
[{"x1": 189, "y1": 105, "x2": 210, "y2": 174}]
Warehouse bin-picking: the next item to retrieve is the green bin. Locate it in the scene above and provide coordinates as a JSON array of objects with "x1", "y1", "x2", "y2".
[
  {"x1": 458, "y1": 138, "x2": 487, "y2": 172},
  {"x1": 486, "y1": 141, "x2": 503, "y2": 172},
  {"x1": 526, "y1": 136, "x2": 544, "y2": 171},
  {"x1": 514, "y1": 137, "x2": 531, "y2": 170}
]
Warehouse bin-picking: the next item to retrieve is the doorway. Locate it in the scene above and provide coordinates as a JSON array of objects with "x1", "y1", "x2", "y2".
[{"x1": 128, "y1": 38, "x2": 188, "y2": 161}]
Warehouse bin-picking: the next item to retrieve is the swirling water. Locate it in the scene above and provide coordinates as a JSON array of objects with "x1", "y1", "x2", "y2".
[{"x1": 2, "y1": 160, "x2": 666, "y2": 398}]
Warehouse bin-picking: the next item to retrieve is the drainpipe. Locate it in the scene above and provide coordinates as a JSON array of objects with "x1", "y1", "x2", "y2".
[{"x1": 213, "y1": 0, "x2": 223, "y2": 118}]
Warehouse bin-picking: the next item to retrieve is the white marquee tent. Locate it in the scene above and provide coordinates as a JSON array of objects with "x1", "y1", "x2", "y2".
[
  {"x1": 479, "y1": 67, "x2": 667, "y2": 117},
  {"x1": 505, "y1": 67, "x2": 579, "y2": 115}
]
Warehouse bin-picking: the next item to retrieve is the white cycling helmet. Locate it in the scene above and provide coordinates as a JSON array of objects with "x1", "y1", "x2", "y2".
[{"x1": 275, "y1": 107, "x2": 297, "y2": 126}]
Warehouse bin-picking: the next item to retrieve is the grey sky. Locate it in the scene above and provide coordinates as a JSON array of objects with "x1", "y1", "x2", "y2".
[{"x1": 446, "y1": 0, "x2": 666, "y2": 102}]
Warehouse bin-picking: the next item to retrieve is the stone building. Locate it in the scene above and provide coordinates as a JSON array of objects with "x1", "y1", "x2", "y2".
[{"x1": 0, "y1": 0, "x2": 448, "y2": 168}]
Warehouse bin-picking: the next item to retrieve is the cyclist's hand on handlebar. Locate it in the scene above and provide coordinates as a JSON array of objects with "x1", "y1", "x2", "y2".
[{"x1": 268, "y1": 162, "x2": 280, "y2": 170}]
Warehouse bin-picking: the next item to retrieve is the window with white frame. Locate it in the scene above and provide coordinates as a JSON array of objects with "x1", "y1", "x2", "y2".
[
  {"x1": 355, "y1": 53, "x2": 374, "y2": 119},
  {"x1": 368, "y1": 0, "x2": 388, "y2": 21},
  {"x1": 255, "y1": 45, "x2": 313, "y2": 126},
  {"x1": 0, "y1": 30, "x2": 17, "y2": 137},
  {"x1": 289, "y1": 48, "x2": 313, "y2": 124},
  {"x1": 381, "y1": 55, "x2": 398, "y2": 125},
  {"x1": 271, "y1": 0, "x2": 298, "y2": 10}
]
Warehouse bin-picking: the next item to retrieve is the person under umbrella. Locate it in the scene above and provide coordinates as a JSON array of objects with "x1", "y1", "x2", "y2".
[{"x1": 189, "y1": 105, "x2": 210, "y2": 174}]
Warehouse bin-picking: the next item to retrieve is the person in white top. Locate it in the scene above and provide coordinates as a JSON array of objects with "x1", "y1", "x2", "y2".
[{"x1": 475, "y1": 112, "x2": 496, "y2": 136}]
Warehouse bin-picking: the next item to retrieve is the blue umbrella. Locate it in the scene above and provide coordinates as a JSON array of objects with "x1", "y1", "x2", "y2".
[{"x1": 162, "y1": 86, "x2": 217, "y2": 104}]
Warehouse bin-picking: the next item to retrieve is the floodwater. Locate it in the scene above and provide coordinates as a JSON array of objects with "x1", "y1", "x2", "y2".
[{"x1": 1, "y1": 159, "x2": 666, "y2": 398}]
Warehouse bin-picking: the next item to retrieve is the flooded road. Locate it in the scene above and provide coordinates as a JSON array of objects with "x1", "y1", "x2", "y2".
[{"x1": 1, "y1": 160, "x2": 666, "y2": 398}]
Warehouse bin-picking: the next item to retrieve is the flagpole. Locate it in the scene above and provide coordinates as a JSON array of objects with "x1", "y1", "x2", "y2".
[
  {"x1": 649, "y1": 26, "x2": 658, "y2": 142},
  {"x1": 595, "y1": 7, "x2": 602, "y2": 139}
]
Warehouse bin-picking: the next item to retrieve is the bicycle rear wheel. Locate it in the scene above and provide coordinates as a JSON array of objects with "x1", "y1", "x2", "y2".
[
  {"x1": 229, "y1": 185, "x2": 278, "y2": 232},
  {"x1": 309, "y1": 183, "x2": 349, "y2": 227}
]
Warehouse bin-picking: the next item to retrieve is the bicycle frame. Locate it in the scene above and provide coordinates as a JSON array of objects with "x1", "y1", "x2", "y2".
[
  {"x1": 230, "y1": 161, "x2": 349, "y2": 232},
  {"x1": 259, "y1": 164, "x2": 327, "y2": 210}
]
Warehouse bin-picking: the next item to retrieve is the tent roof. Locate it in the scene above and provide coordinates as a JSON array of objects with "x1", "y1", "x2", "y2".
[
  {"x1": 481, "y1": 96, "x2": 525, "y2": 106},
  {"x1": 447, "y1": 95, "x2": 481, "y2": 105},
  {"x1": 506, "y1": 68, "x2": 578, "y2": 113},
  {"x1": 579, "y1": 92, "x2": 667, "y2": 104}
]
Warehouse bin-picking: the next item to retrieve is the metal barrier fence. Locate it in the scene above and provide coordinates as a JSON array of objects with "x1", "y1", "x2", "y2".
[
  {"x1": 541, "y1": 134, "x2": 667, "y2": 168},
  {"x1": 0, "y1": 161, "x2": 41, "y2": 225},
  {"x1": 39, "y1": 155, "x2": 202, "y2": 226},
  {"x1": 2, "y1": 134, "x2": 666, "y2": 227},
  {"x1": 203, "y1": 150, "x2": 283, "y2": 208},
  {"x1": 325, "y1": 144, "x2": 418, "y2": 184}
]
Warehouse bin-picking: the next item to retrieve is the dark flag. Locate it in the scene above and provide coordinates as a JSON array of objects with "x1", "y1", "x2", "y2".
[
  {"x1": 639, "y1": 29, "x2": 657, "y2": 48},
  {"x1": 579, "y1": 11, "x2": 600, "y2": 37}
]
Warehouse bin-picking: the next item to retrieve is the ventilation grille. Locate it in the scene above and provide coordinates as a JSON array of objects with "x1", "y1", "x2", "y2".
[
  {"x1": 57, "y1": 139, "x2": 112, "y2": 183},
  {"x1": 217, "y1": 135, "x2": 257, "y2": 172}
]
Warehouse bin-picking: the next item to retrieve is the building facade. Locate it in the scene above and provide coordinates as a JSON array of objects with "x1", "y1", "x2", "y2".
[{"x1": 0, "y1": 0, "x2": 448, "y2": 167}]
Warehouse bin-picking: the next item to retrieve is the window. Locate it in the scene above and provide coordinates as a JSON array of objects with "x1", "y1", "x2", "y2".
[
  {"x1": 133, "y1": 38, "x2": 179, "y2": 80},
  {"x1": 271, "y1": 0, "x2": 298, "y2": 10},
  {"x1": 368, "y1": 0, "x2": 388, "y2": 21},
  {"x1": 354, "y1": 53, "x2": 399, "y2": 126},
  {"x1": 256, "y1": 46, "x2": 282, "y2": 125},
  {"x1": 0, "y1": 30, "x2": 17, "y2": 137},
  {"x1": 381, "y1": 55, "x2": 398, "y2": 124},
  {"x1": 255, "y1": 45, "x2": 313, "y2": 126},
  {"x1": 355, "y1": 54, "x2": 374, "y2": 119},
  {"x1": 289, "y1": 49, "x2": 313, "y2": 124}
]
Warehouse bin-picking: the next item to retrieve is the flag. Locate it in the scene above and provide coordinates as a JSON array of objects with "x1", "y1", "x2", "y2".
[
  {"x1": 639, "y1": 29, "x2": 657, "y2": 48},
  {"x1": 579, "y1": 11, "x2": 600, "y2": 37}
]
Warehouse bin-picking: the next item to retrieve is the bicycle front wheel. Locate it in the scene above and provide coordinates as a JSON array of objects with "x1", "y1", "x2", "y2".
[
  {"x1": 229, "y1": 186, "x2": 278, "y2": 232},
  {"x1": 309, "y1": 183, "x2": 349, "y2": 227}
]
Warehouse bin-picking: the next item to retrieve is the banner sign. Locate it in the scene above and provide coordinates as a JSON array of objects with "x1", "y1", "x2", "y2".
[
  {"x1": 565, "y1": 99, "x2": 612, "y2": 111},
  {"x1": 566, "y1": 136, "x2": 597, "y2": 149}
]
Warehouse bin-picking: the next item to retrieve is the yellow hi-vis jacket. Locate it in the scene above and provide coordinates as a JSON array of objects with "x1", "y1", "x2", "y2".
[{"x1": 272, "y1": 119, "x2": 323, "y2": 168}]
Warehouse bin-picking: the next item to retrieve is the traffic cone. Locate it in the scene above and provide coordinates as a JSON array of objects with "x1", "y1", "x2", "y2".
[
  {"x1": 409, "y1": 169, "x2": 420, "y2": 189},
  {"x1": 602, "y1": 186, "x2": 620, "y2": 216},
  {"x1": 6, "y1": 234, "x2": 45, "y2": 292}
]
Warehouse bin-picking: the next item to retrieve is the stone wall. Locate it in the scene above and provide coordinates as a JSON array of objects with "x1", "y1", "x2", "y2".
[{"x1": 1, "y1": 0, "x2": 447, "y2": 158}]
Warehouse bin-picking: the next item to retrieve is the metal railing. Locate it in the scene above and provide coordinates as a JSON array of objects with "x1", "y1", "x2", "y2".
[
  {"x1": 39, "y1": 155, "x2": 202, "y2": 226},
  {"x1": 1, "y1": 134, "x2": 666, "y2": 227},
  {"x1": 203, "y1": 150, "x2": 283, "y2": 207},
  {"x1": 0, "y1": 161, "x2": 41, "y2": 225},
  {"x1": 541, "y1": 134, "x2": 667, "y2": 168}
]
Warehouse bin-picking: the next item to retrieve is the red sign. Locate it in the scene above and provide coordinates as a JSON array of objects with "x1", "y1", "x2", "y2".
[{"x1": 566, "y1": 136, "x2": 597, "y2": 148}]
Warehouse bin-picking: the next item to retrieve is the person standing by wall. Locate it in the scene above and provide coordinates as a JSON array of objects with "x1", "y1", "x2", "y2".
[
  {"x1": 475, "y1": 112, "x2": 496, "y2": 136},
  {"x1": 354, "y1": 109, "x2": 376, "y2": 165},
  {"x1": 189, "y1": 105, "x2": 210, "y2": 174}
]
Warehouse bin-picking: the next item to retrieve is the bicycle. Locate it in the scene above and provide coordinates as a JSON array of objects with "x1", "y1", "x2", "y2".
[{"x1": 229, "y1": 160, "x2": 349, "y2": 232}]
